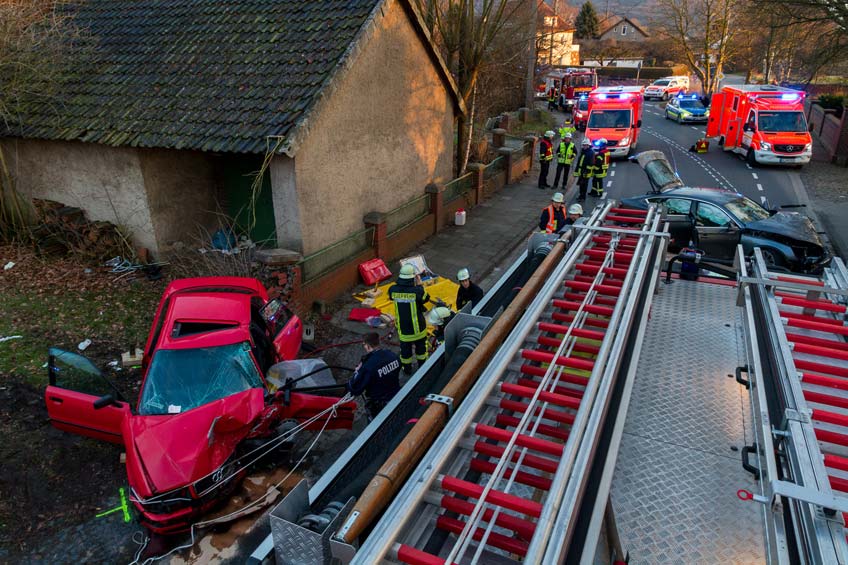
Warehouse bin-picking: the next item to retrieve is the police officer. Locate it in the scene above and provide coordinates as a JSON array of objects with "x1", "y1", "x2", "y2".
[
  {"x1": 388, "y1": 264, "x2": 431, "y2": 374},
  {"x1": 456, "y1": 268, "x2": 484, "y2": 310},
  {"x1": 539, "y1": 192, "x2": 567, "y2": 234},
  {"x1": 538, "y1": 130, "x2": 554, "y2": 189},
  {"x1": 574, "y1": 138, "x2": 594, "y2": 202},
  {"x1": 426, "y1": 306, "x2": 455, "y2": 344},
  {"x1": 553, "y1": 132, "x2": 576, "y2": 190},
  {"x1": 590, "y1": 138, "x2": 609, "y2": 198},
  {"x1": 346, "y1": 332, "x2": 401, "y2": 418}
]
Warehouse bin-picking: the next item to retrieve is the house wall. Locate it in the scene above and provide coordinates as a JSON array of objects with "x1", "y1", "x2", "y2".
[
  {"x1": 293, "y1": 0, "x2": 455, "y2": 254},
  {"x1": 599, "y1": 20, "x2": 648, "y2": 42},
  {"x1": 269, "y1": 156, "x2": 303, "y2": 252},
  {"x1": 1, "y1": 138, "x2": 158, "y2": 251},
  {"x1": 137, "y1": 149, "x2": 219, "y2": 250}
]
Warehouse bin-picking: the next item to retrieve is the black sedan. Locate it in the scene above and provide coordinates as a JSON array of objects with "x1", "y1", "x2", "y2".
[
  {"x1": 623, "y1": 151, "x2": 829, "y2": 272},
  {"x1": 622, "y1": 186, "x2": 829, "y2": 272}
]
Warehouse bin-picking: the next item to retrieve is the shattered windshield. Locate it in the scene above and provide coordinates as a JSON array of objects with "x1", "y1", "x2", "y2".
[
  {"x1": 725, "y1": 197, "x2": 770, "y2": 223},
  {"x1": 138, "y1": 343, "x2": 263, "y2": 415},
  {"x1": 758, "y1": 111, "x2": 807, "y2": 133}
]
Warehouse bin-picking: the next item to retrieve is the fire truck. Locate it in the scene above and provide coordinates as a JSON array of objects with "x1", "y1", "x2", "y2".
[
  {"x1": 560, "y1": 69, "x2": 598, "y2": 111},
  {"x1": 706, "y1": 84, "x2": 812, "y2": 167},
  {"x1": 585, "y1": 86, "x2": 644, "y2": 158}
]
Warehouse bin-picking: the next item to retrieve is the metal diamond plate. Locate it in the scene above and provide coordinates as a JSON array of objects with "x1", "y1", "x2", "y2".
[{"x1": 611, "y1": 280, "x2": 765, "y2": 564}]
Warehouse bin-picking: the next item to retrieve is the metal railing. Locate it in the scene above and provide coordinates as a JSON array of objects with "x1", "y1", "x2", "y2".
[
  {"x1": 385, "y1": 193, "x2": 431, "y2": 236},
  {"x1": 299, "y1": 227, "x2": 374, "y2": 283},
  {"x1": 483, "y1": 156, "x2": 506, "y2": 180},
  {"x1": 443, "y1": 173, "x2": 473, "y2": 204}
]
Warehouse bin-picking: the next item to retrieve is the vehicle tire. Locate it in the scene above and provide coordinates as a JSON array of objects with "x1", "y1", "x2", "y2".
[
  {"x1": 665, "y1": 110, "x2": 670, "y2": 120},
  {"x1": 746, "y1": 148, "x2": 758, "y2": 167},
  {"x1": 718, "y1": 136, "x2": 725, "y2": 148},
  {"x1": 662, "y1": 92, "x2": 669, "y2": 101},
  {"x1": 760, "y1": 248, "x2": 785, "y2": 269}
]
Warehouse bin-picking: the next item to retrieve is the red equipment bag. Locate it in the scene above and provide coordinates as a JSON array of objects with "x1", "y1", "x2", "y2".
[{"x1": 359, "y1": 258, "x2": 392, "y2": 285}]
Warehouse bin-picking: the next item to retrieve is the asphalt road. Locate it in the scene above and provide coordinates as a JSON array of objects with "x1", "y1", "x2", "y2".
[{"x1": 589, "y1": 99, "x2": 807, "y2": 215}]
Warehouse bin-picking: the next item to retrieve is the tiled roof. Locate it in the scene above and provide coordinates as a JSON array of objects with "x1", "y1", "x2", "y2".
[{"x1": 9, "y1": 0, "x2": 426, "y2": 154}]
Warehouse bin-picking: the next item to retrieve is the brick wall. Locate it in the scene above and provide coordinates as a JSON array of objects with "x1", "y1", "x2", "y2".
[{"x1": 807, "y1": 102, "x2": 848, "y2": 166}]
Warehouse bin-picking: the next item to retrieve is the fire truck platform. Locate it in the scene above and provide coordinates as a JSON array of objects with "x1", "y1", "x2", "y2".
[{"x1": 608, "y1": 278, "x2": 765, "y2": 564}]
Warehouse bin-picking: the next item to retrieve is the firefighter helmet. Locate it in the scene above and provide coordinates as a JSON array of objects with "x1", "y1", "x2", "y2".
[
  {"x1": 457, "y1": 268, "x2": 470, "y2": 281},
  {"x1": 582, "y1": 138, "x2": 591, "y2": 147},
  {"x1": 568, "y1": 203, "x2": 583, "y2": 215},
  {"x1": 544, "y1": 130, "x2": 555, "y2": 138},
  {"x1": 552, "y1": 192, "x2": 565, "y2": 203},
  {"x1": 399, "y1": 264, "x2": 416, "y2": 279},
  {"x1": 427, "y1": 306, "x2": 453, "y2": 326}
]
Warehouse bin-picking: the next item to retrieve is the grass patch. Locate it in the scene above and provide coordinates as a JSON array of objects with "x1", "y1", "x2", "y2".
[{"x1": 507, "y1": 110, "x2": 558, "y2": 137}]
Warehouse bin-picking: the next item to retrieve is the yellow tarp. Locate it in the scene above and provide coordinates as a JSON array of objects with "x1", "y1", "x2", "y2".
[{"x1": 354, "y1": 276, "x2": 459, "y2": 322}]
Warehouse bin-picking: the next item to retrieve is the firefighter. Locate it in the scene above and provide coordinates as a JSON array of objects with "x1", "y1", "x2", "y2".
[
  {"x1": 426, "y1": 306, "x2": 456, "y2": 345},
  {"x1": 590, "y1": 138, "x2": 609, "y2": 198},
  {"x1": 564, "y1": 203, "x2": 584, "y2": 225},
  {"x1": 539, "y1": 192, "x2": 567, "y2": 234},
  {"x1": 553, "y1": 132, "x2": 577, "y2": 190},
  {"x1": 346, "y1": 332, "x2": 401, "y2": 418},
  {"x1": 547, "y1": 87, "x2": 557, "y2": 111},
  {"x1": 538, "y1": 130, "x2": 554, "y2": 189},
  {"x1": 456, "y1": 268, "x2": 484, "y2": 310},
  {"x1": 388, "y1": 264, "x2": 431, "y2": 374},
  {"x1": 574, "y1": 138, "x2": 594, "y2": 202},
  {"x1": 558, "y1": 118, "x2": 576, "y2": 139}
]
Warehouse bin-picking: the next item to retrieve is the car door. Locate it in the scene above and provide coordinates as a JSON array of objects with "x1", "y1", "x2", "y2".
[
  {"x1": 741, "y1": 110, "x2": 756, "y2": 148},
  {"x1": 693, "y1": 202, "x2": 741, "y2": 260},
  {"x1": 44, "y1": 348, "x2": 130, "y2": 444},
  {"x1": 667, "y1": 98, "x2": 678, "y2": 118},
  {"x1": 650, "y1": 197, "x2": 694, "y2": 248}
]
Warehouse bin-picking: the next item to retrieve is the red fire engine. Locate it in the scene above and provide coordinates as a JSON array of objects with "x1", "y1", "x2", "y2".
[
  {"x1": 585, "y1": 86, "x2": 644, "y2": 158},
  {"x1": 706, "y1": 84, "x2": 812, "y2": 167},
  {"x1": 560, "y1": 69, "x2": 598, "y2": 111}
]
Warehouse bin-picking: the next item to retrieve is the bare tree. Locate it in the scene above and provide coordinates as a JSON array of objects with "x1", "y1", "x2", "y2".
[
  {"x1": 0, "y1": 0, "x2": 86, "y2": 241},
  {"x1": 654, "y1": 0, "x2": 740, "y2": 95},
  {"x1": 415, "y1": 0, "x2": 532, "y2": 174},
  {"x1": 582, "y1": 38, "x2": 637, "y2": 66}
]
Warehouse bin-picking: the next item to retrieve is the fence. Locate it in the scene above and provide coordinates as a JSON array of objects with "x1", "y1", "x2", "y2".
[
  {"x1": 299, "y1": 226, "x2": 374, "y2": 283},
  {"x1": 484, "y1": 156, "x2": 506, "y2": 179},
  {"x1": 385, "y1": 193, "x2": 431, "y2": 236},
  {"x1": 443, "y1": 172, "x2": 473, "y2": 204}
]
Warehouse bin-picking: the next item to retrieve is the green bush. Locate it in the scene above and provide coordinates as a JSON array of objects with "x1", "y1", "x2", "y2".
[{"x1": 818, "y1": 94, "x2": 845, "y2": 118}]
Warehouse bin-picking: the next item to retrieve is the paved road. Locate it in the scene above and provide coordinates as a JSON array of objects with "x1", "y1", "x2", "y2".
[{"x1": 577, "y1": 99, "x2": 809, "y2": 218}]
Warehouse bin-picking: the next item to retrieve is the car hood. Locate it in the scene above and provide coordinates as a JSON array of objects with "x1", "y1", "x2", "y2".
[
  {"x1": 746, "y1": 212, "x2": 823, "y2": 248},
  {"x1": 124, "y1": 389, "x2": 265, "y2": 496}
]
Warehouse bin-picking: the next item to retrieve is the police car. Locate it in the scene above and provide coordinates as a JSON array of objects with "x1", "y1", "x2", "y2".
[{"x1": 664, "y1": 94, "x2": 709, "y2": 123}]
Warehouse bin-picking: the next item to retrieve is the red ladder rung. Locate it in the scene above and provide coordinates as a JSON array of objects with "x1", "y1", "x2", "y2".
[
  {"x1": 605, "y1": 214, "x2": 645, "y2": 224},
  {"x1": 795, "y1": 358, "x2": 848, "y2": 379},
  {"x1": 564, "y1": 280, "x2": 622, "y2": 296},
  {"x1": 500, "y1": 382, "x2": 582, "y2": 410},
  {"x1": 438, "y1": 494, "x2": 537, "y2": 539},
  {"x1": 538, "y1": 322, "x2": 606, "y2": 341},
  {"x1": 803, "y1": 373, "x2": 848, "y2": 391},
  {"x1": 440, "y1": 474, "x2": 544, "y2": 517},
  {"x1": 805, "y1": 390, "x2": 848, "y2": 411},
  {"x1": 563, "y1": 292, "x2": 618, "y2": 306},
  {"x1": 590, "y1": 236, "x2": 638, "y2": 249},
  {"x1": 609, "y1": 207, "x2": 648, "y2": 216},
  {"x1": 521, "y1": 348, "x2": 596, "y2": 372},
  {"x1": 553, "y1": 299, "x2": 614, "y2": 317},
  {"x1": 787, "y1": 333, "x2": 848, "y2": 352},
  {"x1": 785, "y1": 317, "x2": 848, "y2": 336},
  {"x1": 813, "y1": 409, "x2": 848, "y2": 428},
  {"x1": 537, "y1": 335, "x2": 600, "y2": 355},
  {"x1": 778, "y1": 295, "x2": 847, "y2": 314},
  {"x1": 520, "y1": 364, "x2": 589, "y2": 387},
  {"x1": 584, "y1": 249, "x2": 634, "y2": 261},
  {"x1": 397, "y1": 544, "x2": 452, "y2": 565},
  {"x1": 475, "y1": 423, "x2": 565, "y2": 457},
  {"x1": 781, "y1": 310, "x2": 846, "y2": 327},
  {"x1": 499, "y1": 398, "x2": 576, "y2": 426},
  {"x1": 824, "y1": 454, "x2": 848, "y2": 473},
  {"x1": 473, "y1": 441, "x2": 559, "y2": 474},
  {"x1": 815, "y1": 428, "x2": 848, "y2": 447},
  {"x1": 575, "y1": 263, "x2": 630, "y2": 278},
  {"x1": 516, "y1": 377, "x2": 584, "y2": 400},
  {"x1": 470, "y1": 456, "x2": 554, "y2": 490},
  {"x1": 793, "y1": 343, "x2": 848, "y2": 362},
  {"x1": 435, "y1": 516, "x2": 529, "y2": 556},
  {"x1": 495, "y1": 413, "x2": 570, "y2": 442},
  {"x1": 829, "y1": 474, "x2": 848, "y2": 494},
  {"x1": 775, "y1": 275, "x2": 824, "y2": 287},
  {"x1": 552, "y1": 312, "x2": 610, "y2": 328}
]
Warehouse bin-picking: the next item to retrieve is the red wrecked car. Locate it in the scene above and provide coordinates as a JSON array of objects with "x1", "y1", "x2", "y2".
[{"x1": 44, "y1": 277, "x2": 355, "y2": 534}]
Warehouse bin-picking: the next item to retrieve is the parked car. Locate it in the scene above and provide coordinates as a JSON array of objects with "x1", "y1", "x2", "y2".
[
  {"x1": 623, "y1": 152, "x2": 830, "y2": 272},
  {"x1": 573, "y1": 96, "x2": 589, "y2": 130},
  {"x1": 44, "y1": 277, "x2": 356, "y2": 535},
  {"x1": 665, "y1": 94, "x2": 709, "y2": 123},
  {"x1": 644, "y1": 76, "x2": 688, "y2": 101}
]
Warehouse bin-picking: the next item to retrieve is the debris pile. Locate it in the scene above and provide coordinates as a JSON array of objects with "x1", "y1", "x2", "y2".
[{"x1": 30, "y1": 199, "x2": 130, "y2": 260}]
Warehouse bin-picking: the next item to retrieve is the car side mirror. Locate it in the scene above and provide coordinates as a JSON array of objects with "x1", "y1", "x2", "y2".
[
  {"x1": 93, "y1": 394, "x2": 119, "y2": 410},
  {"x1": 636, "y1": 120, "x2": 642, "y2": 127}
]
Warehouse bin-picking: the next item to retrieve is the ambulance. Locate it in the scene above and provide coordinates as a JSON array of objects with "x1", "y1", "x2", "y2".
[
  {"x1": 706, "y1": 84, "x2": 812, "y2": 167},
  {"x1": 585, "y1": 86, "x2": 645, "y2": 157},
  {"x1": 643, "y1": 75, "x2": 689, "y2": 100}
]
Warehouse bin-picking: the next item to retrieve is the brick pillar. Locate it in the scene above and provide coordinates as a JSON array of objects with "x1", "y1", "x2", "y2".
[
  {"x1": 467, "y1": 163, "x2": 485, "y2": 205},
  {"x1": 518, "y1": 107, "x2": 530, "y2": 123},
  {"x1": 524, "y1": 135, "x2": 538, "y2": 159},
  {"x1": 426, "y1": 182, "x2": 446, "y2": 233},
  {"x1": 363, "y1": 211, "x2": 388, "y2": 259},
  {"x1": 498, "y1": 147, "x2": 515, "y2": 184},
  {"x1": 492, "y1": 128, "x2": 507, "y2": 148}
]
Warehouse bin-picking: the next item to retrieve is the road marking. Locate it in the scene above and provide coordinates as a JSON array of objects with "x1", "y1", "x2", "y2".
[
  {"x1": 607, "y1": 181, "x2": 612, "y2": 187},
  {"x1": 757, "y1": 183, "x2": 763, "y2": 191},
  {"x1": 746, "y1": 164, "x2": 752, "y2": 169},
  {"x1": 612, "y1": 163, "x2": 616, "y2": 167},
  {"x1": 690, "y1": 126, "x2": 699, "y2": 131},
  {"x1": 610, "y1": 170, "x2": 616, "y2": 177},
  {"x1": 760, "y1": 196, "x2": 767, "y2": 205},
  {"x1": 751, "y1": 173, "x2": 758, "y2": 179},
  {"x1": 601, "y1": 194, "x2": 607, "y2": 200}
]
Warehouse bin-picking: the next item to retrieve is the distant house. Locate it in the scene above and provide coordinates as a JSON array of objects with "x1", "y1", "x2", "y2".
[
  {"x1": 538, "y1": 2, "x2": 580, "y2": 66},
  {"x1": 1, "y1": 0, "x2": 463, "y2": 256},
  {"x1": 596, "y1": 15, "x2": 650, "y2": 42}
]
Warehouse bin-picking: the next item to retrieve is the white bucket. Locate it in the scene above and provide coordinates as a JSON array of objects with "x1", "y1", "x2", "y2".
[{"x1": 455, "y1": 209, "x2": 467, "y2": 226}]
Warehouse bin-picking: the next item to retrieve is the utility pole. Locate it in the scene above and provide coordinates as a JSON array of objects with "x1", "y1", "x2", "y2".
[{"x1": 524, "y1": 0, "x2": 539, "y2": 107}]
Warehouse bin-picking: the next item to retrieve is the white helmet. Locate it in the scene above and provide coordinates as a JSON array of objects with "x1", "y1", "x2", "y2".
[
  {"x1": 552, "y1": 192, "x2": 564, "y2": 203},
  {"x1": 457, "y1": 268, "x2": 470, "y2": 281},
  {"x1": 544, "y1": 130, "x2": 555, "y2": 138},
  {"x1": 564, "y1": 132, "x2": 573, "y2": 139},
  {"x1": 427, "y1": 306, "x2": 453, "y2": 326},
  {"x1": 399, "y1": 264, "x2": 415, "y2": 279},
  {"x1": 582, "y1": 138, "x2": 591, "y2": 146},
  {"x1": 568, "y1": 203, "x2": 583, "y2": 215}
]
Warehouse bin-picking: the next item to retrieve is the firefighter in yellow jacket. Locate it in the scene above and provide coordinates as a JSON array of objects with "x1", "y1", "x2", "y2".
[{"x1": 388, "y1": 264, "x2": 431, "y2": 374}]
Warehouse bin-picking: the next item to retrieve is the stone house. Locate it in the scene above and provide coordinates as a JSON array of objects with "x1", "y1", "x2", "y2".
[
  {"x1": 1, "y1": 0, "x2": 463, "y2": 256},
  {"x1": 596, "y1": 15, "x2": 650, "y2": 42}
]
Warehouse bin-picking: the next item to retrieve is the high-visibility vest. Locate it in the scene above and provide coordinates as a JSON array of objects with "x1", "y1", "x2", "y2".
[
  {"x1": 540, "y1": 139, "x2": 553, "y2": 162},
  {"x1": 548, "y1": 90, "x2": 556, "y2": 102},
  {"x1": 544, "y1": 205, "x2": 557, "y2": 233},
  {"x1": 557, "y1": 142, "x2": 576, "y2": 165},
  {"x1": 559, "y1": 125, "x2": 576, "y2": 138}
]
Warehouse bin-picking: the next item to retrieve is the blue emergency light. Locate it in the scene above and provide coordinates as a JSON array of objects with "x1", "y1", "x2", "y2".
[{"x1": 781, "y1": 93, "x2": 799, "y2": 100}]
